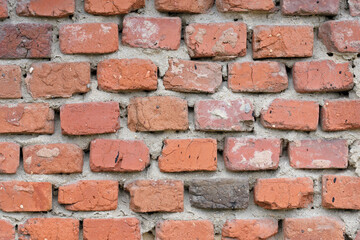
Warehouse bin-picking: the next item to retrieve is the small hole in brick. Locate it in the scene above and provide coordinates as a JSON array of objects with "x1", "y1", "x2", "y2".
[
  {"x1": 357, "y1": 53, "x2": 360, "y2": 58},
  {"x1": 327, "y1": 53, "x2": 334, "y2": 57},
  {"x1": 339, "y1": 71, "x2": 342, "y2": 74},
  {"x1": 234, "y1": 18, "x2": 239, "y2": 22},
  {"x1": 316, "y1": 0, "x2": 319, "y2": 3}
]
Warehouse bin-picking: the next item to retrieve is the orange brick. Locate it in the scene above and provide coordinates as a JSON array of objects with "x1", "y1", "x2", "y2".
[
  {"x1": 222, "y1": 219, "x2": 278, "y2": 240},
  {"x1": 0, "y1": 65, "x2": 22, "y2": 99},
  {"x1": 0, "y1": 0, "x2": 8, "y2": 18},
  {"x1": 0, "y1": 220, "x2": 14, "y2": 240},
  {"x1": 217, "y1": 0, "x2": 275, "y2": 12},
  {"x1": 155, "y1": 0, "x2": 213, "y2": 13},
  {"x1": 281, "y1": 0, "x2": 339, "y2": 15},
  {"x1": 0, "y1": 142, "x2": 20, "y2": 174},
  {"x1": 156, "y1": 220, "x2": 214, "y2": 240},
  {"x1": 85, "y1": 0, "x2": 144, "y2": 15},
  {"x1": 16, "y1": 0, "x2": 74, "y2": 17}
]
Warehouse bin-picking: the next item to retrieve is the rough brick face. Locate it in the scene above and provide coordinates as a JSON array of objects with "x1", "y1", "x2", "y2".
[
  {"x1": 293, "y1": 60, "x2": 353, "y2": 93},
  {"x1": 97, "y1": 58, "x2": 157, "y2": 92},
  {"x1": 16, "y1": 0, "x2": 75, "y2": 17},
  {"x1": 252, "y1": 25, "x2": 314, "y2": 59},
  {"x1": 60, "y1": 23, "x2": 119, "y2": 54},
  {"x1": 0, "y1": 0, "x2": 8, "y2": 18},
  {"x1": 158, "y1": 138, "x2": 217, "y2": 172},
  {"x1": 0, "y1": 65, "x2": 22, "y2": 99},
  {"x1": 222, "y1": 219, "x2": 278, "y2": 240},
  {"x1": 127, "y1": 96, "x2": 188, "y2": 132},
  {"x1": 26, "y1": 62, "x2": 90, "y2": 99},
  {"x1": 349, "y1": 0, "x2": 360, "y2": 16},
  {"x1": 289, "y1": 139, "x2": 348, "y2": 169},
  {"x1": 122, "y1": 17, "x2": 181, "y2": 50},
  {"x1": 155, "y1": 0, "x2": 213, "y2": 13},
  {"x1": 83, "y1": 218, "x2": 141, "y2": 240},
  {"x1": 281, "y1": 0, "x2": 339, "y2": 15},
  {"x1": 0, "y1": 142, "x2": 20, "y2": 174},
  {"x1": 260, "y1": 99, "x2": 319, "y2": 131},
  {"x1": 0, "y1": 103, "x2": 54, "y2": 134},
  {"x1": 0, "y1": 23, "x2": 52, "y2": 59},
  {"x1": 125, "y1": 180, "x2": 184, "y2": 212},
  {"x1": 23, "y1": 143, "x2": 83, "y2": 174},
  {"x1": 85, "y1": 0, "x2": 145, "y2": 15},
  {"x1": 224, "y1": 138, "x2": 281, "y2": 171},
  {"x1": 156, "y1": 220, "x2": 214, "y2": 240},
  {"x1": 185, "y1": 22, "x2": 247, "y2": 59},
  {"x1": 0, "y1": 181, "x2": 52, "y2": 212},
  {"x1": 216, "y1": 0, "x2": 275, "y2": 12},
  {"x1": 60, "y1": 101, "x2": 120, "y2": 135},
  {"x1": 58, "y1": 180, "x2": 118, "y2": 211},
  {"x1": 0, "y1": 220, "x2": 14, "y2": 240},
  {"x1": 195, "y1": 99, "x2": 254, "y2": 131},
  {"x1": 254, "y1": 177, "x2": 314, "y2": 210},
  {"x1": 163, "y1": 59, "x2": 222, "y2": 93},
  {"x1": 90, "y1": 139, "x2": 150, "y2": 172}
]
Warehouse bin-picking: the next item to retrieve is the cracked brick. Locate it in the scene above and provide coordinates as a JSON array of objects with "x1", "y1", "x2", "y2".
[
  {"x1": 16, "y1": 0, "x2": 75, "y2": 17},
  {"x1": 85, "y1": 0, "x2": 145, "y2": 15}
]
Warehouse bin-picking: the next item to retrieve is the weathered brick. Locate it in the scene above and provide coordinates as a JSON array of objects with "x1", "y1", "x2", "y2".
[
  {"x1": 85, "y1": 0, "x2": 144, "y2": 15},
  {"x1": 349, "y1": 0, "x2": 360, "y2": 16},
  {"x1": 289, "y1": 139, "x2": 348, "y2": 169},
  {"x1": 194, "y1": 99, "x2": 254, "y2": 132},
  {"x1": 0, "y1": 23, "x2": 52, "y2": 59},
  {"x1": 260, "y1": 99, "x2": 319, "y2": 131},
  {"x1": 26, "y1": 62, "x2": 90, "y2": 99},
  {"x1": 0, "y1": 103, "x2": 54, "y2": 134},
  {"x1": 224, "y1": 138, "x2": 281, "y2": 171},
  {"x1": 127, "y1": 96, "x2": 188, "y2": 132},
  {"x1": 189, "y1": 179, "x2": 249, "y2": 209},
  {"x1": 222, "y1": 219, "x2": 278, "y2": 240},
  {"x1": 281, "y1": 0, "x2": 339, "y2": 15},
  {"x1": 122, "y1": 17, "x2": 181, "y2": 50},
  {"x1": 155, "y1": 0, "x2": 213, "y2": 13},
  {"x1": 158, "y1": 138, "x2": 217, "y2": 172},
  {"x1": 124, "y1": 180, "x2": 184, "y2": 213},
  {"x1": 0, "y1": 65, "x2": 22, "y2": 99},
  {"x1": 83, "y1": 218, "x2": 141, "y2": 240},
  {"x1": 0, "y1": 220, "x2": 14, "y2": 240},
  {"x1": 0, "y1": 181, "x2": 52, "y2": 212},
  {"x1": 156, "y1": 220, "x2": 214, "y2": 240},
  {"x1": 293, "y1": 60, "x2": 353, "y2": 93},
  {"x1": 283, "y1": 216, "x2": 345, "y2": 240},
  {"x1": 0, "y1": 142, "x2": 20, "y2": 174},
  {"x1": 58, "y1": 180, "x2": 118, "y2": 211},
  {"x1": 254, "y1": 177, "x2": 314, "y2": 210},
  {"x1": 60, "y1": 23, "x2": 118, "y2": 54},
  {"x1": 0, "y1": 0, "x2": 8, "y2": 18},
  {"x1": 16, "y1": 0, "x2": 75, "y2": 17},
  {"x1": 60, "y1": 102, "x2": 120, "y2": 135},
  {"x1": 90, "y1": 139, "x2": 150, "y2": 172},
  {"x1": 97, "y1": 58, "x2": 157, "y2": 92},
  {"x1": 319, "y1": 20, "x2": 360, "y2": 53},
  {"x1": 18, "y1": 218, "x2": 79, "y2": 240},
  {"x1": 23, "y1": 143, "x2": 83, "y2": 174},
  {"x1": 185, "y1": 22, "x2": 247, "y2": 59},
  {"x1": 322, "y1": 175, "x2": 360, "y2": 209},
  {"x1": 228, "y1": 61, "x2": 288, "y2": 93},
  {"x1": 252, "y1": 25, "x2": 314, "y2": 59},
  {"x1": 321, "y1": 100, "x2": 360, "y2": 131},
  {"x1": 216, "y1": 0, "x2": 275, "y2": 12},
  {"x1": 163, "y1": 59, "x2": 222, "y2": 93}
]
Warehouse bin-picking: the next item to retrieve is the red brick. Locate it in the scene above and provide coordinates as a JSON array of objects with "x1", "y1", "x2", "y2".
[
  {"x1": 254, "y1": 177, "x2": 314, "y2": 210},
  {"x1": 0, "y1": 23, "x2": 52, "y2": 59},
  {"x1": 163, "y1": 59, "x2": 222, "y2": 93},
  {"x1": 23, "y1": 143, "x2": 83, "y2": 174},
  {"x1": 0, "y1": 142, "x2": 20, "y2": 174},
  {"x1": 349, "y1": 0, "x2": 360, "y2": 16},
  {"x1": 97, "y1": 58, "x2": 157, "y2": 92},
  {"x1": 321, "y1": 100, "x2": 360, "y2": 131},
  {"x1": 356, "y1": 230, "x2": 360, "y2": 240},
  {"x1": 260, "y1": 99, "x2": 319, "y2": 131},
  {"x1": 228, "y1": 61, "x2": 288, "y2": 93},
  {"x1": 0, "y1": 65, "x2": 22, "y2": 99},
  {"x1": 0, "y1": 220, "x2": 14, "y2": 240},
  {"x1": 319, "y1": 20, "x2": 360, "y2": 53},
  {"x1": 322, "y1": 175, "x2": 360, "y2": 209},
  {"x1": 85, "y1": 0, "x2": 144, "y2": 15},
  {"x1": 0, "y1": 181, "x2": 52, "y2": 212},
  {"x1": 195, "y1": 99, "x2": 254, "y2": 132},
  {"x1": 0, "y1": 103, "x2": 54, "y2": 134},
  {"x1": 58, "y1": 180, "x2": 118, "y2": 211},
  {"x1": 155, "y1": 0, "x2": 213, "y2": 13},
  {"x1": 60, "y1": 23, "x2": 118, "y2": 54},
  {"x1": 16, "y1": 0, "x2": 75, "y2": 17},
  {"x1": 125, "y1": 180, "x2": 184, "y2": 212},
  {"x1": 83, "y1": 218, "x2": 141, "y2": 240},
  {"x1": 289, "y1": 139, "x2": 348, "y2": 169},
  {"x1": 224, "y1": 138, "x2": 281, "y2": 171},
  {"x1": 127, "y1": 96, "x2": 188, "y2": 132},
  {"x1": 122, "y1": 17, "x2": 181, "y2": 50},
  {"x1": 60, "y1": 102, "x2": 120, "y2": 135},
  {"x1": 281, "y1": 0, "x2": 339, "y2": 15},
  {"x1": 185, "y1": 22, "x2": 247, "y2": 59},
  {"x1": 26, "y1": 62, "x2": 90, "y2": 99},
  {"x1": 158, "y1": 138, "x2": 217, "y2": 172},
  {"x1": 217, "y1": 0, "x2": 275, "y2": 12},
  {"x1": 293, "y1": 60, "x2": 353, "y2": 93},
  {"x1": 90, "y1": 139, "x2": 150, "y2": 172},
  {"x1": 18, "y1": 218, "x2": 79, "y2": 240},
  {"x1": 252, "y1": 25, "x2": 314, "y2": 59},
  {"x1": 0, "y1": 0, "x2": 8, "y2": 18},
  {"x1": 221, "y1": 219, "x2": 278, "y2": 240},
  {"x1": 156, "y1": 220, "x2": 214, "y2": 240}
]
